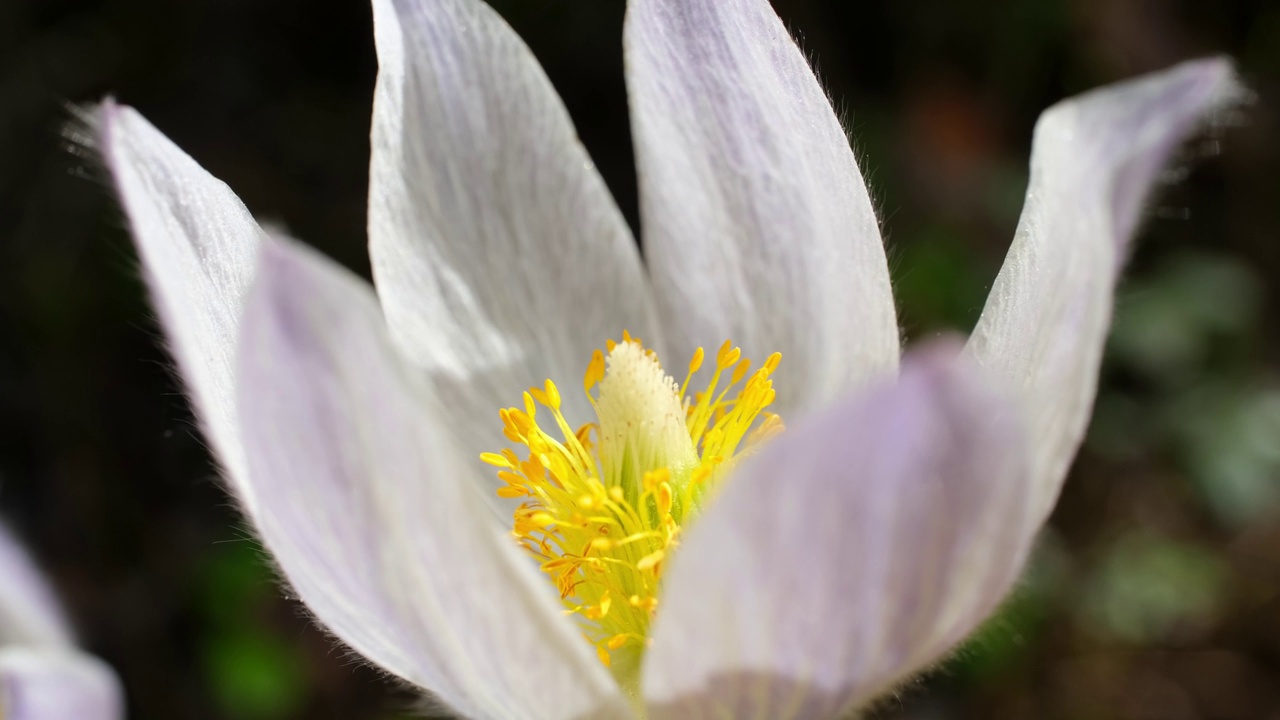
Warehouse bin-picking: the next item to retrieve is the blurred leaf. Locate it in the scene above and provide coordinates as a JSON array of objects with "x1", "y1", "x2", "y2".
[
  {"x1": 206, "y1": 630, "x2": 307, "y2": 720},
  {"x1": 1080, "y1": 531, "x2": 1228, "y2": 644},
  {"x1": 200, "y1": 540, "x2": 277, "y2": 626},
  {"x1": 894, "y1": 224, "x2": 990, "y2": 335},
  {"x1": 1110, "y1": 253, "x2": 1261, "y2": 385},
  {"x1": 199, "y1": 542, "x2": 310, "y2": 719},
  {"x1": 1168, "y1": 383, "x2": 1280, "y2": 527}
]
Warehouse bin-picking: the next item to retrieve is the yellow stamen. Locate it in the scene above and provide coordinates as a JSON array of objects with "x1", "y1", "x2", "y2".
[{"x1": 483, "y1": 333, "x2": 782, "y2": 683}]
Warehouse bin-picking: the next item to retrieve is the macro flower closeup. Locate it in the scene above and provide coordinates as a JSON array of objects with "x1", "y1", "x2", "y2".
[
  {"x1": 94, "y1": 0, "x2": 1239, "y2": 717},
  {"x1": 0, "y1": 526, "x2": 124, "y2": 720}
]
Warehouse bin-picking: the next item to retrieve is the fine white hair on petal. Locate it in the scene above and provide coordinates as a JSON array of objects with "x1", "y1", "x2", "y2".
[
  {"x1": 95, "y1": 101, "x2": 264, "y2": 515},
  {"x1": 966, "y1": 57, "x2": 1244, "y2": 525},
  {"x1": 625, "y1": 0, "x2": 900, "y2": 420},
  {"x1": 0, "y1": 648, "x2": 125, "y2": 720},
  {"x1": 368, "y1": 0, "x2": 661, "y2": 482},
  {"x1": 0, "y1": 526, "x2": 69, "y2": 648},
  {"x1": 235, "y1": 237, "x2": 633, "y2": 720},
  {"x1": 643, "y1": 342, "x2": 1033, "y2": 719}
]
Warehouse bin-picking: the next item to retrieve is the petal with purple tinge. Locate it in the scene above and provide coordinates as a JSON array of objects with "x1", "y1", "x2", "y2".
[
  {"x1": 97, "y1": 102, "x2": 263, "y2": 514},
  {"x1": 625, "y1": 0, "x2": 899, "y2": 419},
  {"x1": 235, "y1": 238, "x2": 632, "y2": 720},
  {"x1": 643, "y1": 344, "x2": 1033, "y2": 719},
  {"x1": 966, "y1": 58, "x2": 1244, "y2": 524},
  {"x1": 369, "y1": 0, "x2": 660, "y2": 479},
  {"x1": 0, "y1": 648, "x2": 124, "y2": 720},
  {"x1": 0, "y1": 526, "x2": 68, "y2": 647}
]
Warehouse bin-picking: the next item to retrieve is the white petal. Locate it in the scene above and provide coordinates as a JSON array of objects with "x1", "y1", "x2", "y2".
[
  {"x1": 625, "y1": 0, "x2": 899, "y2": 418},
  {"x1": 643, "y1": 343, "x2": 1033, "y2": 718},
  {"x1": 0, "y1": 648, "x2": 124, "y2": 720},
  {"x1": 97, "y1": 102, "x2": 263, "y2": 513},
  {"x1": 966, "y1": 58, "x2": 1243, "y2": 523},
  {"x1": 236, "y1": 238, "x2": 631, "y2": 720},
  {"x1": 369, "y1": 0, "x2": 659, "y2": 471},
  {"x1": 0, "y1": 527, "x2": 68, "y2": 647}
]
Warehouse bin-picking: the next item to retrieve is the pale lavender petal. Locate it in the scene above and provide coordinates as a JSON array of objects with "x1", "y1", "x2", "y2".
[
  {"x1": 97, "y1": 102, "x2": 263, "y2": 514},
  {"x1": 0, "y1": 648, "x2": 124, "y2": 720},
  {"x1": 369, "y1": 0, "x2": 660, "y2": 475},
  {"x1": 643, "y1": 344, "x2": 1033, "y2": 718},
  {"x1": 625, "y1": 0, "x2": 899, "y2": 418},
  {"x1": 0, "y1": 527, "x2": 68, "y2": 647},
  {"x1": 235, "y1": 238, "x2": 631, "y2": 720},
  {"x1": 966, "y1": 58, "x2": 1244, "y2": 523}
]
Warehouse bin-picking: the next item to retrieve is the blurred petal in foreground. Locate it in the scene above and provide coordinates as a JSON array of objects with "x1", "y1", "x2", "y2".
[{"x1": 644, "y1": 344, "x2": 1031, "y2": 717}]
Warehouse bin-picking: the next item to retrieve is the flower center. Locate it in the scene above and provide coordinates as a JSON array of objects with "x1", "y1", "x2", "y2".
[{"x1": 482, "y1": 332, "x2": 783, "y2": 681}]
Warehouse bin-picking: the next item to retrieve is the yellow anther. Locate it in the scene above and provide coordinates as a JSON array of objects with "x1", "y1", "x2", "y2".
[
  {"x1": 629, "y1": 595, "x2": 659, "y2": 613},
  {"x1": 731, "y1": 358, "x2": 752, "y2": 385},
  {"x1": 607, "y1": 634, "x2": 629, "y2": 650},
  {"x1": 688, "y1": 347, "x2": 705, "y2": 375},
  {"x1": 575, "y1": 423, "x2": 595, "y2": 450},
  {"x1": 531, "y1": 379, "x2": 561, "y2": 411},
  {"x1": 656, "y1": 482, "x2": 673, "y2": 516},
  {"x1": 523, "y1": 391, "x2": 537, "y2": 420},
  {"x1": 519, "y1": 458, "x2": 545, "y2": 481},
  {"x1": 764, "y1": 352, "x2": 782, "y2": 373},
  {"x1": 531, "y1": 512, "x2": 556, "y2": 528},
  {"x1": 636, "y1": 550, "x2": 664, "y2": 574},
  {"x1": 499, "y1": 408, "x2": 522, "y2": 443},
  {"x1": 590, "y1": 537, "x2": 613, "y2": 552},
  {"x1": 584, "y1": 350, "x2": 605, "y2": 393},
  {"x1": 642, "y1": 468, "x2": 670, "y2": 493},
  {"x1": 507, "y1": 409, "x2": 533, "y2": 437},
  {"x1": 691, "y1": 465, "x2": 712, "y2": 485},
  {"x1": 480, "y1": 452, "x2": 512, "y2": 468},
  {"x1": 597, "y1": 645, "x2": 611, "y2": 667},
  {"x1": 715, "y1": 340, "x2": 738, "y2": 369},
  {"x1": 746, "y1": 413, "x2": 786, "y2": 447}
]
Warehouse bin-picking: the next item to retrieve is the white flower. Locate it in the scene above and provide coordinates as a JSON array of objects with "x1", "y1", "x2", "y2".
[
  {"x1": 0, "y1": 525, "x2": 124, "y2": 720},
  {"x1": 95, "y1": 0, "x2": 1240, "y2": 716}
]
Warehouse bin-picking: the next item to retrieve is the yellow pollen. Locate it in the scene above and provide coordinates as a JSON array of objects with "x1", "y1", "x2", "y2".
[{"x1": 484, "y1": 332, "x2": 783, "y2": 681}]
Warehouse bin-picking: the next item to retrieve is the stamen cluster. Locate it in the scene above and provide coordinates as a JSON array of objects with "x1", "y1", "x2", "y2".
[{"x1": 482, "y1": 333, "x2": 782, "y2": 675}]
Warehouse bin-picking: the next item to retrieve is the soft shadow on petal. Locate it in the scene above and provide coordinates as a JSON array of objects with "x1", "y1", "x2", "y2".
[
  {"x1": 369, "y1": 0, "x2": 660, "y2": 475},
  {"x1": 625, "y1": 0, "x2": 899, "y2": 418},
  {"x1": 0, "y1": 648, "x2": 124, "y2": 720},
  {"x1": 96, "y1": 102, "x2": 263, "y2": 514},
  {"x1": 0, "y1": 526, "x2": 68, "y2": 647},
  {"x1": 643, "y1": 343, "x2": 1032, "y2": 719},
  {"x1": 236, "y1": 238, "x2": 632, "y2": 720},
  {"x1": 966, "y1": 58, "x2": 1244, "y2": 524}
]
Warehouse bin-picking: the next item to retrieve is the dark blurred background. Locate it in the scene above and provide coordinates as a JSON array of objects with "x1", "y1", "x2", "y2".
[{"x1": 2, "y1": 0, "x2": 1278, "y2": 718}]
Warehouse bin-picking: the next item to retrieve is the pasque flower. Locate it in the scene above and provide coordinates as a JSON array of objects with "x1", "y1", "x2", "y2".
[
  {"x1": 95, "y1": 0, "x2": 1239, "y2": 716},
  {"x1": 0, "y1": 525, "x2": 123, "y2": 720}
]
